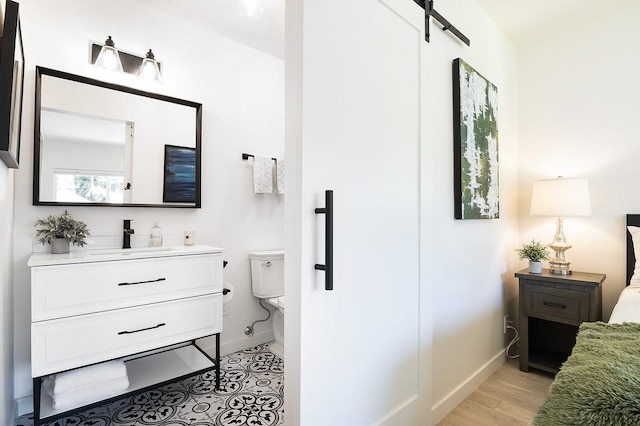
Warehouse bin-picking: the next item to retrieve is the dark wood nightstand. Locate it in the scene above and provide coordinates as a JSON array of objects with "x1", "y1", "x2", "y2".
[{"x1": 515, "y1": 268, "x2": 605, "y2": 374}]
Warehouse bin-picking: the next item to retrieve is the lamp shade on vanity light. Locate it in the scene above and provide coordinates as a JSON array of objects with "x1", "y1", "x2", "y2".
[
  {"x1": 94, "y1": 36, "x2": 124, "y2": 72},
  {"x1": 137, "y1": 49, "x2": 162, "y2": 83}
]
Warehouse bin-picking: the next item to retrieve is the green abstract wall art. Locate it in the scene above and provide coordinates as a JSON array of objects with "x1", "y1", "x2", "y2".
[{"x1": 452, "y1": 58, "x2": 499, "y2": 220}]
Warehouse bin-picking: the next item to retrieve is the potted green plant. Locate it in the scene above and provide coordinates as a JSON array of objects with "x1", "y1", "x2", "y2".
[
  {"x1": 516, "y1": 240, "x2": 550, "y2": 274},
  {"x1": 34, "y1": 210, "x2": 91, "y2": 254}
]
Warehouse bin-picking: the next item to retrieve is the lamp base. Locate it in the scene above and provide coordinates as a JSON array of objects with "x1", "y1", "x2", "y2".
[
  {"x1": 549, "y1": 262, "x2": 572, "y2": 275},
  {"x1": 547, "y1": 217, "x2": 573, "y2": 275},
  {"x1": 548, "y1": 241, "x2": 572, "y2": 275}
]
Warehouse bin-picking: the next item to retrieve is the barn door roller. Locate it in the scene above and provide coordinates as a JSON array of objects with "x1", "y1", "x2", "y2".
[{"x1": 413, "y1": 0, "x2": 470, "y2": 46}]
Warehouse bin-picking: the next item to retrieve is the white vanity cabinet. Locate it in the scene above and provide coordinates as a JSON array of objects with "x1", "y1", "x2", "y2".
[{"x1": 28, "y1": 245, "x2": 224, "y2": 426}]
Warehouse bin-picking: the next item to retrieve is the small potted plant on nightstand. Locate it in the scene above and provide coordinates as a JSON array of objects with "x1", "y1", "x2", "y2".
[
  {"x1": 34, "y1": 210, "x2": 91, "y2": 254},
  {"x1": 516, "y1": 240, "x2": 549, "y2": 274}
]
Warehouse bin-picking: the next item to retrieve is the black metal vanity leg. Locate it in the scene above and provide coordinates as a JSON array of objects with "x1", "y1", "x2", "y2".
[
  {"x1": 33, "y1": 377, "x2": 42, "y2": 426},
  {"x1": 215, "y1": 333, "x2": 221, "y2": 391}
]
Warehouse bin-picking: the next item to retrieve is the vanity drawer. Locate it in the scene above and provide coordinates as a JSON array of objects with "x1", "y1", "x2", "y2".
[
  {"x1": 32, "y1": 253, "x2": 223, "y2": 321},
  {"x1": 32, "y1": 293, "x2": 222, "y2": 377},
  {"x1": 523, "y1": 284, "x2": 589, "y2": 324}
]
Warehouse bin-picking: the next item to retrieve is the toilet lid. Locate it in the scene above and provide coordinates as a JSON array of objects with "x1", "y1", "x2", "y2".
[{"x1": 267, "y1": 296, "x2": 285, "y2": 310}]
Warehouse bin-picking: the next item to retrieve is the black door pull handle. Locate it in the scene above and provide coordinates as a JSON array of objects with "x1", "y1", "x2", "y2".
[
  {"x1": 543, "y1": 301, "x2": 566, "y2": 309},
  {"x1": 315, "y1": 190, "x2": 334, "y2": 290}
]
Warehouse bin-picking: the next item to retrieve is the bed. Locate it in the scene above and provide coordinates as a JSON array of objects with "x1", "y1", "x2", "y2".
[{"x1": 533, "y1": 215, "x2": 640, "y2": 425}]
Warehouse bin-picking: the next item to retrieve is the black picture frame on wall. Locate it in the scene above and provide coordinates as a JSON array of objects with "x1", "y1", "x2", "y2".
[
  {"x1": 452, "y1": 58, "x2": 499, "y2": 220},
  {"x1": 0, "y1": 0, "x2": 25, "y2": 169}
]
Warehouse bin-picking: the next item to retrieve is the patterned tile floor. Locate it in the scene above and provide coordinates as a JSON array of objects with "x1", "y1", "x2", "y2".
[{"x1": 17, "y1": 342, "x2": 284, "y2": 426}]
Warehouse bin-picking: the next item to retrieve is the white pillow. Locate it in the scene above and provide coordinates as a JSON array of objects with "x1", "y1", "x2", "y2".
[{"x1": 628, "y1": 226, "x2": 640, "y2": 287}]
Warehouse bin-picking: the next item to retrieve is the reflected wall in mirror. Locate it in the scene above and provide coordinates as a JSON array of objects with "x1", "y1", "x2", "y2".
[{"x1": 34, "y1": 66, "x2": 202, "y2": 207}]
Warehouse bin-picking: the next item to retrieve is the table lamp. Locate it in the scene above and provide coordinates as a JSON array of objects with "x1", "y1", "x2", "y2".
[{"x1": 530, "y1": 177, "x2": 591, "y2": 275}]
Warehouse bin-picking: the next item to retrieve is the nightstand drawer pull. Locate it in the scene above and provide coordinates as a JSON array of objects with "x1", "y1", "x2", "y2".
[
  {"x1": 543, "y1": 301, "x2": 566, "y2": 309},
  {"x1": 118, "y1": 323, "x2": 166, "y2": 335},
  {"x1": 118, "y1": 278, "x2": 166, "y2": 286}
]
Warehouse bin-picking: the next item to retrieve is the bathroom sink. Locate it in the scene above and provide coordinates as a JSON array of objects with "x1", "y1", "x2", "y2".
[{"x1": 88, "y1": 247, "x2": 175, "y2": 256}]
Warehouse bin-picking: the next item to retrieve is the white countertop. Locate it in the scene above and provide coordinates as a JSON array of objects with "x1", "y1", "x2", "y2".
[{"x1": 27, "y1": 245, "x2": 225, "y2": 267}]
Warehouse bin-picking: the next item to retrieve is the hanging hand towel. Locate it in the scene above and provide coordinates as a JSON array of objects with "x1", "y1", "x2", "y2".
[
  {"x1": 253, "y1": 156, "x2": 274, "y2": 194},
  {"x1": 275, "y1": 158, "x2": 285, "y2": 194}
]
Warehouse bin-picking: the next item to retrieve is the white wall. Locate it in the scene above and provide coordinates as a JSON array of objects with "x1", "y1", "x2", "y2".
[
  {"x1": 425, "y1": 0, "x2": 520, "y2": 420},
  {"x1": 517, "y1": 3, "x2": 640, "y2": 321},
  {"x1": 0, "y1": 162, "x2": 15, "y2": 425},
  {"x1": 13, "y1": 0, "x2": 284, "y2": 406}
]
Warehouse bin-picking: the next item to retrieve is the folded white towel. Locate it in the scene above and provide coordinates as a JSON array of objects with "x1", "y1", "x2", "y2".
[
  {"x1": 47, "y1": 360, "x2": 127, "y2": 394},
  {"x1": 44, "y1": 375, "x2": 130, "y2": 410},
  {"x1": 253, "y1": 156, "x2": 274, "y2": 194},
  {"x1": 275, "y1": 158, "x2": 285, "y2": 195}
]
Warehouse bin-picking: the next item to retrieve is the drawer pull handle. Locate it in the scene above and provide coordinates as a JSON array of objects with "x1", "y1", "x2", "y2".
[
  {"x1": 118, "y1": 323, "x2": 166, "y2": 335},
  {"x1": 543, "y1": 301, "x2": 566, "y2": 309},
  {"x1": 118, "y1": 278, "x2": 166, "y2": 286}
]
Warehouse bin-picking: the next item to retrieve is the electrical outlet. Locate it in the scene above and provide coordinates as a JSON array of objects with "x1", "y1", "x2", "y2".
[
  {"x1": 223, "y1": 302, "x2": 229, "y2": 316},
  {"x1": 503, "y1": 314, "x2": 509, "y2": 334}
]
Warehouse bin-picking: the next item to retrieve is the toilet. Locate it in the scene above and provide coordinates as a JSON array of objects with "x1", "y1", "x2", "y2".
[{"x1": 249, "y1": 250, "x2": 284, "y2": 359}]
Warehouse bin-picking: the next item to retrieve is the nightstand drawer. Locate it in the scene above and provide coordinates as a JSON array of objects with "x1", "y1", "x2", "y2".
[{"x1": 524, "y1": 284, "x2": 589, "y2": 324}]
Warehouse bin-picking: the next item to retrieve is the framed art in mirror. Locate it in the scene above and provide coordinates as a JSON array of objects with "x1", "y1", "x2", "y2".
[
  {"x1": 163, "y1": 145, "x2": 196, "y2": 203},
  {"x1": 0, "y1": 0, "x2": 25, "y2": 169},
  {"x1": 34, "y1": 66, "x2": 202, "y2": 208}
]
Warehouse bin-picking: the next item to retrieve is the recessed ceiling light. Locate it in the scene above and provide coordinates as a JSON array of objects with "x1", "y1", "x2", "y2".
[{"x1": 238, "y1": 0, "x2": 265, "y2": 19}]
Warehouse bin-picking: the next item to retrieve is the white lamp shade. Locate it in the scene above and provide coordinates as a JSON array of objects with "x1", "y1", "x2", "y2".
[{"x1": 530, "y1": 178, "x2": 591, "y2": 217}]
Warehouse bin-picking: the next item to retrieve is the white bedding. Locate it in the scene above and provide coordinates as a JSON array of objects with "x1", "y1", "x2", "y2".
[{"x1": 609, "y1": 286, "x2": 640, "y2": 323}]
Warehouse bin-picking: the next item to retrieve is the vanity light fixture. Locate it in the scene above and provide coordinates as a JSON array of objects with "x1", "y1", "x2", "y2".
[
  {"x1": 530, "y1": 177, "x2": 592, "y2": 275},
  {"x1": 238, "y1": 0, "x2": 265, "y2": 19},
  {"x1": 91, "y1": 36, "x2": 162, "y2": 82}
]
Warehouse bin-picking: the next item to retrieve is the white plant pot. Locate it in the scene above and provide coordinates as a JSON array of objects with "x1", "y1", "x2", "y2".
[{"x1": 529, "y1": 260, "x2": 542, "y2": 274}]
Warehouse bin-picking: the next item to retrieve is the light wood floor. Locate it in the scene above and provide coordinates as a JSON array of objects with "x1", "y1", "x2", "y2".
[{"x1": 437, "y1": 359, "x2": 555, "y2": 426}]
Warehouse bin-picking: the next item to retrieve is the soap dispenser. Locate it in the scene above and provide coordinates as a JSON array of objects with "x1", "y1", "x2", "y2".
[{"x1": 150, "y1": 222, "x2": 163, "y2": 247}]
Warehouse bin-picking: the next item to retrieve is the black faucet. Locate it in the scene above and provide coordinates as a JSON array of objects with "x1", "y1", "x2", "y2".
[{"x1": 123, "y1": 219, "x2": 135, "y2": 249}]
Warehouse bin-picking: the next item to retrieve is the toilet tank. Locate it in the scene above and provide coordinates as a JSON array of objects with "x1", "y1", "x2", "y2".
[{"x1": 249, "y1": 250, "x2": 284, "y2": 298}]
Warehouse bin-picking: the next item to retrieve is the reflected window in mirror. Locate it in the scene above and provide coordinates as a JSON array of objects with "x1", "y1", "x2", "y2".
[{"x1": 34, "y1": 66, "x2": 202, "y2": 208}]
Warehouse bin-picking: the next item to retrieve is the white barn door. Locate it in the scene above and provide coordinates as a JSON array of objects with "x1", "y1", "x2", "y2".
[{"x1": 286, "y1": 0, "x2": 429, "y2": 424}]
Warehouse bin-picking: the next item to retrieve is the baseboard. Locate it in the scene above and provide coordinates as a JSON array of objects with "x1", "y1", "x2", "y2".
[
  {"x1": 15, "y1": 395, "x2": 32, "y2": 417},
  {"x1": 431, "y1": 349, "x2": 505, "y2": 423},
  {"x1": 204, "y1": 330, "x2": 275, "y2": 357}
]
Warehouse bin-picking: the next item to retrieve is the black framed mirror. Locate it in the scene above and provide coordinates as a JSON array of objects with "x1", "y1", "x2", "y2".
[{"x1": 34, "y1": 66, "x2": 202, "y2": 208}]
